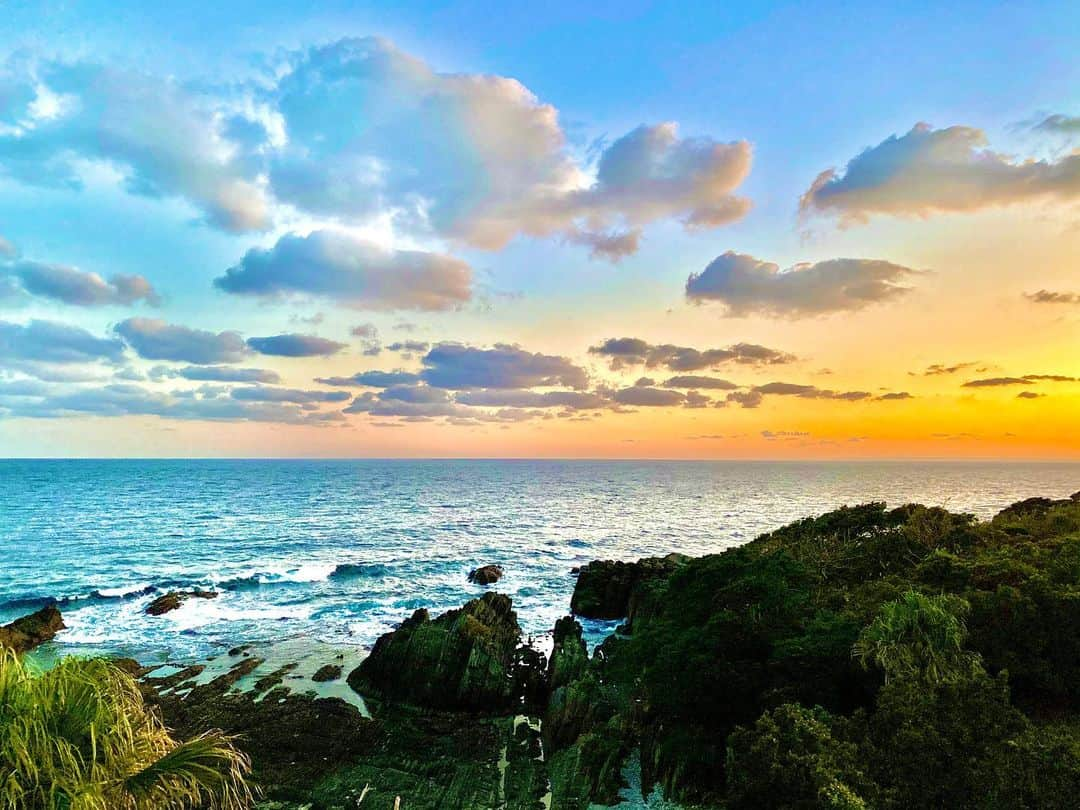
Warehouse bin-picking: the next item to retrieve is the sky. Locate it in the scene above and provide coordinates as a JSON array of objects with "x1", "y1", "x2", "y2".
[{"x1": 0, "y1": 0, "x2": 1077, "y2": 458}]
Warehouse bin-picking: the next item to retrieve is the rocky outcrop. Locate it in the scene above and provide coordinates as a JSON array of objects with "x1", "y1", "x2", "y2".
[
  {"x1": 547, "y1": 616, "x2": 588, "y2": 692},
  {"x1": 312, "y1": 664, "x2": 342, "y2": 682},
  {"x1": 347, "y1": 592, "x2": 525, "y2": 713},
  {"x1": 570, "y1": 553, "x2": 688, "y2": 620},
  {"x1": 145, "y1": 589, "x2": 217, "y2": 616},
  {"x1": 0, "y1": 606, "x2": 65, "y2": 652},
  {"x1": 468, "y1": 564, "x2": 504, "y2": 585}
]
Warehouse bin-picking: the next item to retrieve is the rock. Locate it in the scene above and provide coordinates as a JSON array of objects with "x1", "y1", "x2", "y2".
[
  {"x1": 312, "y1": 664, "x2": 342, "y2": 682},
  {"x1": 548, "y1": 616, "x2": 589, "y2": 692},
  {"x1": 468, "y1": 564, "x2": 504, "y2": 585},
  {"x1": 570, "y1": 553, "x2": 688, "y2": 620},
  {"x1": 347, "y1": 592, "x2": 524, "y2": 712},
  {"x1": 145, "y1": 589, "x2": 217, "y2": 616},
  {"x1": 0, "y1": 606, "x2": 65, "y2": 653}
]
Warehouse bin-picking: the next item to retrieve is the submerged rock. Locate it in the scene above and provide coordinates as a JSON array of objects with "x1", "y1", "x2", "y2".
[
  {"x1": 145, "y1": 589, "x2": 218, "y2": 616},
  {"x1": 570, "y1": 553, "x2": 688, "y2": 620},
  {"x1": 347, "y1": 592, "x2": 524, "y2": 712},
  {"x1": 0, "y1": 606, "x2": 65, "y2": 652},
  {"x1": 468, "y1": 564, "x2": 505, "y2": 585}
]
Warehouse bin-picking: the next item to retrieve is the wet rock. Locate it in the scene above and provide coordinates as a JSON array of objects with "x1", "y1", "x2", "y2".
[
  {"x1": 347, "y1": 592, "x2": 524, "y2": 713},
  {"x1": 145, "y1": 589, "x2": 218, "y2": 616},
  {"x1": 148, "y1": 662, "x2": 378, "y2": 802},
  {"x1": 312, "y1": 664, "x2": 342, "y2": 682},
  {"x1": 468, "y1": 564, "x2": 504, "y2": 585},
  {"x1": 0, "y1": 606, "x2": 65, "y2": 653},
  {"x1": 570, "y1": 553, "x2": 688, "y2": 620}
]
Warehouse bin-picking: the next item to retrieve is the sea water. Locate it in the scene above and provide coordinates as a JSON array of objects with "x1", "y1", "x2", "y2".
[{"x1": 1, "y1": 459, "x2": 1076, "y2": 663}]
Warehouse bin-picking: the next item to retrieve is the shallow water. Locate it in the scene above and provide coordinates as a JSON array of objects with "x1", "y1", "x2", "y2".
[{"x1": 1, "y1": 459, "x2": 1076, "y2": 663}]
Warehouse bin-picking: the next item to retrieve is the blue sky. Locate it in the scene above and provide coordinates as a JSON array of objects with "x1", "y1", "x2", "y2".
[{"x1": 0, "y1": 0, "x2": 1078, "y2": 457}]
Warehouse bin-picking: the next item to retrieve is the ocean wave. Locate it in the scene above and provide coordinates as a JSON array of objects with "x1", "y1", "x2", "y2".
[
  {"x1": 0, "y1": 584, "x2": 158, "y2": 612},
  {"x1": 218, "y1": 562, "x2": 389, "y2": 591}
]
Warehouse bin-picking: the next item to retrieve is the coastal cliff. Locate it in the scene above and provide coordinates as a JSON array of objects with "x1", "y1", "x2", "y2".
[{"x1": 12, "y1": 492, "x2": 1080, "y2": 809}]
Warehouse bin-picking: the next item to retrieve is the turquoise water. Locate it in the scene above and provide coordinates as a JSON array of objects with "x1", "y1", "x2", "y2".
[{"x1": 1, "y1": 459, "x2": 1076, "y2": 663}]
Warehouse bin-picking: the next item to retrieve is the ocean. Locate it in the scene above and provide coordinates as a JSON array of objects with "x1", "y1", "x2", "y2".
[{"x1": 1, "y1": 459, "x2": 1076, "y2": 664}]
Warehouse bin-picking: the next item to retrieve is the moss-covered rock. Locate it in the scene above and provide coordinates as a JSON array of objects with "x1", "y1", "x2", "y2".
[
  {"x1": 0, "y1": 605, "x2": 64, "y2": 652},
  {"x1": 569, "y1": 553, "x2": 688, "y2": 620},
  {"x1": 347, "y1": 592, "x2": 525, "y2": 713}
]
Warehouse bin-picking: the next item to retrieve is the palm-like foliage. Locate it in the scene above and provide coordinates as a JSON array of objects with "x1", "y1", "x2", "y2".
[
  {"x1": 853, "y1": 590, "x2": 981, "y2": 685},
  {"x1": 0, "y1": 649, "x2": 254, "y2": 810}
]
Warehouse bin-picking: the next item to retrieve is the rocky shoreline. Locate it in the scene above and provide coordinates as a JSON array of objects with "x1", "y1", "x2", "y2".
[{"x1": 9, "y1": 490, "x2": 1080, "y2": 809}]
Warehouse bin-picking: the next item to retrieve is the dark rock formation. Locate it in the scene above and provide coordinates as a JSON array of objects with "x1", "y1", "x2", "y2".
[
  {"x1": 347, "y1": 592, "x2": 524, "y2": 713},
  {"x1": 547, "y1": 616, "x2": 589, "y2": 692},
  {"x1": 570, "y1": 553, "x2": 688, "y2": 619},
  {"x1": 468, "y1": 564, "x2": 504, "y2": 585},
  {"x1": 145, "y1": 589, "x2": 218, "y2": 616},
  {"x1": 312, "y1": 664, "x2": 342, "y2": 682},
  {"x1": 147, "y1": 657, "x2": 378, "y2": 802},
  {"x1": 0, "y1": 606, "x2": 65, "y2": 652}
]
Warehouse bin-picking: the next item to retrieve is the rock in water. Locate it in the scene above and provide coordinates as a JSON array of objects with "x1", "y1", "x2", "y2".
[
  {"x1": 0, "y1": 606, "x2": 65, "y2": 652},
  {"x1": 145, "y1": 589, "x2": 217, "y2": 616},
  {"x1": 312, "y1": 664, "x2": 343, "y2": 682},
  {"x1": 570, "y1": 553, "x2": 689, "y2": 619},
  {"x1": 347, "y1": 591, "x2": 523, "y2": 712},
  {"x1": 467, "y1": 564, "x2": 504, "y2": 585}
]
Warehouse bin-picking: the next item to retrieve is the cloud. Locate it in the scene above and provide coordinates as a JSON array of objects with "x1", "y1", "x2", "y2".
[
  {"x1": 685, "y1": 251, "x2": 919, "y2": 316},
  {"x1": 661, "y1": 375, "x2": 738, "y2": 390},
  {"x1": 173, "y1": 366, "x2": 281, "y2": 384},
  {"x1": 0, "y1": 383, "x2": 341, "y2": 424},
  {"x1": 215, "y1": 230, "x2": 473, "y2": 311},
  {"x1": 725, "y1": 390, "x2": 763, "y2": 408},
  {"x1": 612, "y1": 386, "x2": 687, "y2": 407},
  {"x1": 918, "y1": 362, "x2": 979, "y2": 376},
  {"x1": 115, "y1": 318, "x2": 248, "y2": 363},
  {"x1": 315, "y1": 370, "x2": 422, "y2": 387},
  {"x1": 387, "y1": 340, "x2": 430, "y2": 353},
  {"x1": 961, "y1": 373, "x2": 1076, "y2": 388},
  {"x1": 1025, "y1": 289, "x2": 1080, "y2": 304},
  {"x1": 1, "y1": 259, "x2": 160, "y2": 307},
  {"x1": 1017, "y1": 391, "x2": 1045, "y2": 399},
  {"x1": 1033, "y1": 114, "x2": 1080, "y2": 135},
  {"x1": 230, "y1": 386, "x2": 351, "y2": 404},
  {"x1": 762, "y1": 430, "x2": 810, "y2": 440},
  {"x1": 800, "y1": 122, "x2": 1080, "y2": 224},
  {"x1": 246, "y1": 333, "x2": 347, "y2": 357},
  {"x1": 0, "y1": 59, "x2": 270, "y2": 232},
  {"x1": 456, "y1": 389, "x2": 608, "y2": 409},
  {"x1": 267, "y1": 39, "x2": 751, "y2": 256},
  {"x1": 753, "y1": 381, "x2": 871, "y2": 400},
  {"x1": 588, "y1": 337, "x2": 795, "y2": 370},
  {"x1": 877, "y1": 391, "x2": 914, "y2": 400},
  {"x1": 420, "y1": 343, "x2": 588, "y2": 389},
  {"x1": 0, "y1": 319, "x2": 125, "y2": 365}
]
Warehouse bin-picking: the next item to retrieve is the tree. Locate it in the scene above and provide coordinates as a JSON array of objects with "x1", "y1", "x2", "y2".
[
  {"x1": 852, "y1": 590, "x2": 980, "y2": 685},
  {"x1": 0, "y1": 649, "x2": 254, "y2": 810}
]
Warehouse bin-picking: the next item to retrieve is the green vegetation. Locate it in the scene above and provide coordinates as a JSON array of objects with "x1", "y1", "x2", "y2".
[
  {"x1": 0, "y1": 649, "x2": 253, "y2": 810},
  {"x1": 545, "y1": 491, "x2": 1080, "y2": 808}
]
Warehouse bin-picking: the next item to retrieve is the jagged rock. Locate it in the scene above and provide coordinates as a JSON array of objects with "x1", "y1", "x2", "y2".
[
  {"x1": 145, "y1": 589, "x2": 217, "y2": 616},
  {"x1": 312, "y1": 664, "x2": 342, "y2": 682},
  {"x1": 468, "y1": 564, "x2": 504, "y2": 585},
  {"x1": 0, "y1": 606, "x2": 64, "y2": 652},
  {"x1": 347, "y1": 592, "x2": 524, "y2": 712},
  {"x1": 570, "y1": 553, "x2": 689, "y2": 620},
  {"x1": 548, "y1": 616, "x2": 589, "y2": 692}
]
